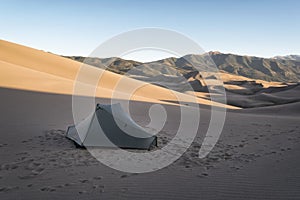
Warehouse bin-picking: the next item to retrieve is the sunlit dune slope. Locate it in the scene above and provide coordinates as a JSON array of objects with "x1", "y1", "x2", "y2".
[
  {"x1": 0, "y1": 60, "x2": 166, "y2": 104},
  {"x1": 0, "y1": 40, "x2": 238, "y2": 109}
]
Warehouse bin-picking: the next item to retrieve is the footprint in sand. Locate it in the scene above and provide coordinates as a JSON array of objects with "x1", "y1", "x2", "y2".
[
  {"x1": 15, "y1": 152, "x2": 29, "y2": 157},
  {"x1": 18, "y1": 174, "x2": 36, "y2": 180},
  {"x1": 93, "y1": 176, "x2": 102, "y2": 180},
  {"x1": 79, "y1": 179, "x2": 89, "y2": 183},
  {"x1": 93, "y1": 185, "x2": 105, "y2": 192},
  {"x1": 31, "y1": 167, "x2": 45, "y2": 175},
  {"x1": 197, "y1": 172, "x2": 209, "y2": 178},
  {"x1": 64, "y1": 182, "x2": 76, "y2": 187},
  {"x1": 40, "y1": 186, "x2": 56, "y2": 192},
  {"x1": 25, "y1": 161, "x2": 43, "y2": 171},
  {"x1": 120, "y1": 174, "x2": 129, "y2": 178},
  {"x1": 0, "y1": 163, "x2": 19, "y2": 170},
  {"x1": 78, "y1": 190, "x2": 87, "y2": 194},
  {"x1": 0, "y1": 143, "x2": 8, "y2": 148},
  {"x1": 22, "y1": 139, "x2": 33, "y2": 144},
  {"x1": 0, "y1": 186, "x2": 19, "y2": 193},
  {"x1": 18, "y1": 165, "x2": 45, "y2": 180}
]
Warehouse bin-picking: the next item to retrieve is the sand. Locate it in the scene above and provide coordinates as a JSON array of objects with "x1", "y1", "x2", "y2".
[
  {"x1": 0, "y1": 88, "x2": 299, "y2": 199},
  {"x1": 0, "y1": 40, "x2": 299, "y2": 199},
  {"x1": 0, "y1": 39, "x2": 238, "y2": 109}
]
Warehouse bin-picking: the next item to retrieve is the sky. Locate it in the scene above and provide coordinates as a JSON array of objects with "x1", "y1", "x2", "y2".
[{"x1": 1, "y1": 0, "x2": 300, "y2": 61}]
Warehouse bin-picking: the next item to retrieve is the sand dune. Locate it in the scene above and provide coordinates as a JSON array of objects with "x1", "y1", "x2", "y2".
[
  {"x1": 4, "y1": 38, "x2": 298, "y2": 110},
  {"x1": 226, "y1": 83, "x2": 300, "y2": 108},
  {"x1": 1, "y1": 39, "x2": 299, "y2": 110},
  {"x1": 0, "y1": 39, "x2": 237, "y2": 109},
  {"x1": 0, "y1": 60, "x2": 169, "y2": 105},
  {"x1": 241, "y1": 101, "x2": 300, "y2": 117}
]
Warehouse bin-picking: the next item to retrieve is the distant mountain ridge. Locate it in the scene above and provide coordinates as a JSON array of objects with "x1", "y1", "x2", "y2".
[
  {"x1": 207, "y1": 52, "x2": 300, "y2": 82},
  {"x1": 273, "y1": 55, "x2": 300, "y2": 61},
  {"x1": 65, "y1": 52, "x2": 300, "y2": 83}
]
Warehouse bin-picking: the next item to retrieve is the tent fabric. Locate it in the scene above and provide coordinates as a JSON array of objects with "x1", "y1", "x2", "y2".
[{"x1": 66, "y1": 103, "x2": 157, "y2": 150}]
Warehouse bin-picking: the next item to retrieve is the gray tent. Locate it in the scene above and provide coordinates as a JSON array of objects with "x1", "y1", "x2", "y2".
[{"x1": 66, "y1": 103, "x2": 157, "y2": 150}]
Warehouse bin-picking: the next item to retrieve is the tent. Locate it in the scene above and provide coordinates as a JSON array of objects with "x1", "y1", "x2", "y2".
[{"x1": 66, "y1": 103, "x2": 157, "y2": 150}]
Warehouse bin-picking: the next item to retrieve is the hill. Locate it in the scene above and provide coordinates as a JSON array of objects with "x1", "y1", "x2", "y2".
[
  {"x1": 274, "y1": 55, "x2": 300, "y2": 61},
  {"x1": 65, "y1": 52, "x2": 300, "y2": 83}
]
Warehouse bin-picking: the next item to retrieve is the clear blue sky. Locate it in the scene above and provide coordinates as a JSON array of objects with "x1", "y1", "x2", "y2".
[{"x1": 1, "y1": 0, "x2": 299, "y2": 61}]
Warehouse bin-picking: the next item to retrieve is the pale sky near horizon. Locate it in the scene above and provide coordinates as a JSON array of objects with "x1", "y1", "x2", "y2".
[{"x1": 1, "y1": 0, "x2": 299, "y2": 62}]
